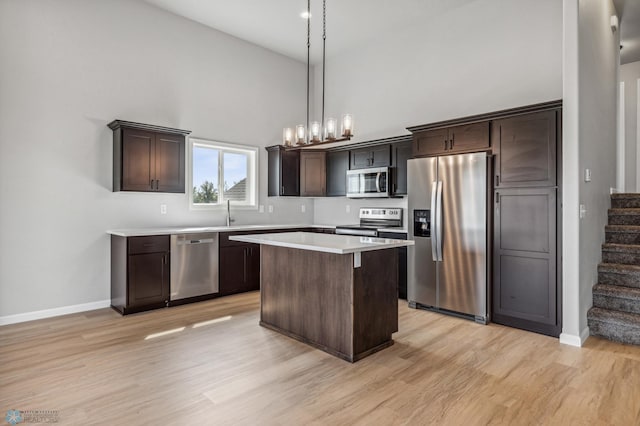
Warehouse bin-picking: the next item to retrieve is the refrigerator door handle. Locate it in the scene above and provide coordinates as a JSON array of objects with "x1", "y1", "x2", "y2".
[
  {"x1": 430, "y1": 181, "x2": 438, "y2": 261},
  {"x1": 436, "y1": 181, "x2": 443, "y2": 261}
]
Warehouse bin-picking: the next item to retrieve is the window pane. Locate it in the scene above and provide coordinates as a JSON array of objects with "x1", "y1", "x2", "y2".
[
  {"x1": 192, "y1": 146, "x2": 219, "y2": 204},
  {"x1": 223, "y1": 152, "x2": 248, "y2": 202}
]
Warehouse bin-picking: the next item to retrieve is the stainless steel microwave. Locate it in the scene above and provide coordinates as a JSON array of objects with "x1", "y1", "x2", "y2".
[{"x1": 346, "y1": 167, "x2": 390, "y2": 198}]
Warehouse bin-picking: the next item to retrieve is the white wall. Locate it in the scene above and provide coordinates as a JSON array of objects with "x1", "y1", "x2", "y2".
[
  {"x1": 313, "y1": 0, "x2": 562, "y2": 143},
  {"x1": 561, "y1": 0, "x2": 619, "y2": 344},
  {"x1": 0, "y1": 0, "x2": 312, "y2": 317},
  {"x1": 621, "y1": 61, "x2": 640, "y2": 191}
]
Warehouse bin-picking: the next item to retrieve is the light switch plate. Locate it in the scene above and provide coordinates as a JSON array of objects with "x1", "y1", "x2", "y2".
[
  {"x1": 584, "y1": 169, "x2": 592, "y2": 182},
  {"x1": 160, "y1": 204, "x2": 167, "y2": 215},
  {"x1": 268, "y1": 205, "x2": 274, "y2": 213},
  {"x1": 301, "y1": 204, "x2": 306, "y2": 213},
  {"x1": 579, "y1": 204, "x2": 587, "y2": 219}
]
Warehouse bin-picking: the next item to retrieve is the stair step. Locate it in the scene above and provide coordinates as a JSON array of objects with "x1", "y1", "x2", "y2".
[
  {"x1": 598, "y1": 263, "x2": 640, "y2": 288},
  {"x1": 608, "y1": 208, "x2": 640, "y2": 225},
  {"x1": 587, "y1": 307, "x2": 640, "y2": 345},
  {"x1": 592, "y1": 283, "x2": 640, "y2": 314},
  {"x1": 602, "y1": 243, "x2": 640, "y2": 265},
  {"x1": 611, "y1": 193, "x2": 640, "y2": 209},
  {"x1": 605, "y1": 225, "x2": 640, "y2": 244}
]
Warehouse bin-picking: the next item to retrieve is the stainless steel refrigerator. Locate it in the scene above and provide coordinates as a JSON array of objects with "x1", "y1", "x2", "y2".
[{"x1": 407, "y1": 152, "x2": 488, "y2": 323}]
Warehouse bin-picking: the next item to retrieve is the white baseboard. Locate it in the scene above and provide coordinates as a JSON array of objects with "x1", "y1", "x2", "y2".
[
  {"x1": 0, "y1": 299, "x2": 111, "y2": 326},
  {"x1": 559, "y1": 326, "x2": 590, "y2": 347}
]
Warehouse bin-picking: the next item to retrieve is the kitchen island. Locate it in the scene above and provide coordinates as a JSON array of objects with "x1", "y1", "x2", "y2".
[{"x1": 230, "y1": 232, "x2": 414, "y2": 362}]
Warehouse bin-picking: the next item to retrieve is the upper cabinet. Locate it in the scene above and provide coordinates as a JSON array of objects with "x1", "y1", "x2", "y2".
[
  {"x1": 267, "y1": 145, "x2": 300, "y2": 196},
  {"x1": 326, "y1": 150, "x2": 349, "y2": 197},
  {"x1": 492, "y1": 110, "x2": 558, "y2": 188},
  {"x1": 350, "y1": 145, "x2": 391, "y2": 169},
  {"x1": 300, "y1": 151, "x2": 326, "y2": 197},
  {"x1": 391, "y1": 140, "x2": 412, "y2": 195},
  {"x1": 412, "y1": 122, "x2": 490, "y2": 158},
  {"x1": 109, "y1": 120, "x2": 190, "y2": 193}
]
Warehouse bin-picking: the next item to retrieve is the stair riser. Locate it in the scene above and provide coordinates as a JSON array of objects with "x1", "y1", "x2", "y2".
[
  {"x1": 611, "y1": 198, "x2": 640, "y2": 209},
  {"x1": 602, "y1": 251, "x2": 640, "y2": 265},
  {"x1": 598, "y1": 271, "x2": 640, "y2": 288},
  {"x1": 593, "y1": 294, "x2": 640, "y2": 315},
  {"x1": 608, "y1": 215, "x2": 640, "y2": 226},
  {"x1": 588, "y1": 318, "x2": 640, "y2": 345},
  {"x1": 606, "y1": 232, "x2": 640, "y2": 245}
]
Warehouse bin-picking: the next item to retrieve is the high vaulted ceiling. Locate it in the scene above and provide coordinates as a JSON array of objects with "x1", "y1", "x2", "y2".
[{"x1": 143, "y1": 0, "x2": 640, "y2": 65}]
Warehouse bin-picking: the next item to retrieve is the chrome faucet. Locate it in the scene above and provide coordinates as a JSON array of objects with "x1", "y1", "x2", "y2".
[{"x1": 226, "y1": 200, "x2": 234, "y2": 227}]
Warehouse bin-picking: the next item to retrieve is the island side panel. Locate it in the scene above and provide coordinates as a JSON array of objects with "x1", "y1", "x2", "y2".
[
  {"x1": 260, "y1": 245, "x2": 354, "y2": 359},
  {"x1": 352, "y1": 248, "x2": 399, "y2": 359}
]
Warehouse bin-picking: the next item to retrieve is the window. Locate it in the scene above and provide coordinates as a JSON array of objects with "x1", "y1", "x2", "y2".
[{"x1": 189, "y1": 138, "x2": 258, "y2": 208}]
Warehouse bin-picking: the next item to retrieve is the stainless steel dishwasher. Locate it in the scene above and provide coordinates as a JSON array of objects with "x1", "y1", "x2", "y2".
[{"x1": 170, "y1": 233, "x2": 219, "y2": 301}]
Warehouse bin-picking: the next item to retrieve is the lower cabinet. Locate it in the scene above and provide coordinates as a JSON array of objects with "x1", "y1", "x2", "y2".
[
  {"x1": 111, "y1": 235, "x2": 170, "y2": 315},
  {"x1": 219, "y1": 244, "x2": 260, "y2": 295},
  {"x1": 378, "y1": 231, "x2": 408, "y2": 299}
]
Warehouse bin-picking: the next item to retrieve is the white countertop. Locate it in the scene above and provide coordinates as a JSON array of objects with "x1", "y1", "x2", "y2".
[
  {"x1": 106, "y1": 224, "x2": 331, "y2": 237},
  {"x1": 106, "y1": 224, "x2": 406, "y2": 237},
  {"x1": 230, "y1": 232, "x2": 414, "y2": 254}
]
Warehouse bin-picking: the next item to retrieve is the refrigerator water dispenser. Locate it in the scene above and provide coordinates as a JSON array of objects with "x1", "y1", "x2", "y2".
[{"x1": 413, "y1": 210, "x2": 431, "y2": 237}]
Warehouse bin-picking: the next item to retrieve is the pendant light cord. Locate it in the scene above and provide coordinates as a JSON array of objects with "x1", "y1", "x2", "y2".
[
  {"x1": 321, "y1": 0, "x2": 326, "y2": 135},
  {"x1": 306, "y1": 0, "x2": 310, "y2": 144}
]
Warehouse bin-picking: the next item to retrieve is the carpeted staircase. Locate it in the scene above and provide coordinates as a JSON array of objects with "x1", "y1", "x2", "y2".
[{"x1": 587, "y1": 193, "x2": 640, "y2": 345}]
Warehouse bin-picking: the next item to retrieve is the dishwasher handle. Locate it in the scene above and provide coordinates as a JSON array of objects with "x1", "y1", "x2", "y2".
[{"x1": 177, "y1": 238, "x2": 216, "y2": 245}]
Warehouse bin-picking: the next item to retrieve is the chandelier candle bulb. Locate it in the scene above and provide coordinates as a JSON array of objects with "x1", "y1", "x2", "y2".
[
  {"x1": 283, "y1": 127, "x2": 293, "y2": 146},
  {"x1": 342, "y1": 114, "x2": 353, "y2": 137},
  {"x1": 325, "y1": 117, "x2": 337, "y2": 140},
  {"x1": 295, "y1": 124, "x2": 306, "y2": 145},
  {"x1": 310, "y1": 121, "x2": 321, "y2": 142}
]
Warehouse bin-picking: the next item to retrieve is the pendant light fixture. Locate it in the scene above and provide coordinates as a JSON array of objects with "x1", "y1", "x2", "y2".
[{"x1": 282, "y1": 0, "x2": 353, "y2": 147}]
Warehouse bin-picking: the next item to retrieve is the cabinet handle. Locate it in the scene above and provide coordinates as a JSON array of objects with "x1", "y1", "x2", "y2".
[
  {"x1": 156, "y1": 180, "x2": 159, "y2": 190},
  {"x1": 243, "y1": 248, "x2": 248, "y2": 283},
  {"x1": 150, "y1": 179, "x2": 155, "y2": 189},
  {"x1": 450, "y1": 134, "x2": 455, "y2": 149},
  {"x1": 495, "y1": 175, "x2": 499, "y2": 187},
  {"x1": 444, "y1": 139, "x2": 448, "y2": 151},
  {"x1": 281, "y1": 185, "x2": 285, "y2": 194}
]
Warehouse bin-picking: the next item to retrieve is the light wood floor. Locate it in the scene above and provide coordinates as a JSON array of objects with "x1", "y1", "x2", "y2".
[{"x1": 1, "y1": 292, "x2": 639, "y2": 425}]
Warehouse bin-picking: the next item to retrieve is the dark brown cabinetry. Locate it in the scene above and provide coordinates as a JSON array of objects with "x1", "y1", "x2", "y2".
[
  {"x1": 491, "y1": 108, "x2": 561, "y2": 337},
  {"x1": 493, "y1": 110, "x2": 557, "y2": 188},
  {"x1": 378, "y1": 231, "x2": 408, "y2": 299},
  {"x1": 267, "y1": 146, "x2": 300, "y2": 196},
  {"x1": 350, "y1": 145, "x2": 391, "y2": 169},
  {"x1": 326, "y1": 150, "x2": 349, "y2": 197},
  {"x1": 111, "y1": 235, "x2": 170, "y2": 315},
  {"x1": 219, "y1": 232, "x2": 261, "y2": 295},
  {"x1": 391, "y1": 140, "x2": 412, "y2": 195},
  {"x1": 108, "y1": 120, "x2": 190, "y2": 193},
  {"x1": 300, "y1": 151, "x2": 326, "y2": 196},
  {"x1": 412, "y1": 122, "x2": 489, "y2": 157}
]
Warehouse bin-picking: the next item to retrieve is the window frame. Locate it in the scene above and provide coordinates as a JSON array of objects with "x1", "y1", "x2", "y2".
[{"x1": 188, "y1": 137, "x2": 259, "y2": 210}]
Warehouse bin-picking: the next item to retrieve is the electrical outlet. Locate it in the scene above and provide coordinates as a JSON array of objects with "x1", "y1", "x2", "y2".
[
  {"x1": 346, "y1": 204, "x2": 351, "y2": 213},
  {"x1": 301, "y1": 204, "x2": 306, "y2": 213},
  {"x1": 160, "y1": 204, "x2": 167, "y2": 215},
  {"x1": 259, "y1": 205, "x2": 264, "y2": 213},
  {"x1": 579, "y1": 204, "x2": 587, "y2": 219},
  {"x1": 268, "y1": 205, "x2": 274, "y2": 213}
]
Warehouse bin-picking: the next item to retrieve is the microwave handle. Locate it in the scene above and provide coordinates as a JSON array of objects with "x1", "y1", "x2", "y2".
[{"x1": 375, "y1": 172, "x2": 381, "y2": 192}]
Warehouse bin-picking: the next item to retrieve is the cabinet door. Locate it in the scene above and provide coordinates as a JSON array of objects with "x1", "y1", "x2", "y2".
[
  {"x1": 350, "y1": 147, "x2": 373, "y2": 169},
  {"x1": 219, "y1": 245, "x2": 260, "y2": 295},
  {"x1": 391, "y1": 141, "x2": 411, "y2": 195},
  {"x1": 281, "y1": 150, "x2": 300, "y2": 196},
  {"x1": 267, "y1": 147, "x2": 280, "y2": 197},
  {"x1": 326, "y1": 150, "x2": 349, "y2": 196},
  {"x1": 448, "y1": 122, "x2": 490, "y2": 153},
  {"x1": 413, "y1": 128, "x2": 448, "y2": 157},
  {"x1": 155, "y1": 133, "x2": 185, "y2": 193},
  {"x1": 122, "y1": 129, "x2": 155, "y2": 191},
  {"x1": 370, "y1": 145, "x2": 391, "y2": 167},
  {"x1": 300, "y1": 151, "x2": 326, "y2": 196},
  {"x1": 493, "y1": 110, "x2": 557, "y2": 188},
  {"x1": 492, "y1": 187, "x2": 559, "y2": 336},
  {"x1": 128, "y1": 251, "x2": 169, "y2": 308}
]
